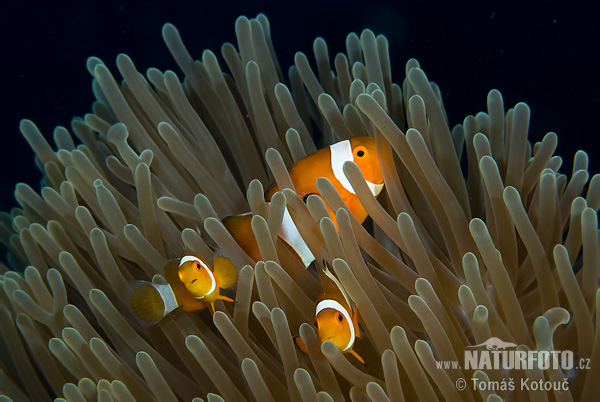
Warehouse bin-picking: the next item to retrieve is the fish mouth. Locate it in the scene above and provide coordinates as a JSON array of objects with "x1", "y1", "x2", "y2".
[{"x1": 189, "y1": 279, "x2": 198, "y2": 285}]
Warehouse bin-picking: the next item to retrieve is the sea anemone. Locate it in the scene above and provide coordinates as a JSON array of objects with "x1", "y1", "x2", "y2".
[{"x1": 1, "y1": 13, "x2": 598, "y2": 401}]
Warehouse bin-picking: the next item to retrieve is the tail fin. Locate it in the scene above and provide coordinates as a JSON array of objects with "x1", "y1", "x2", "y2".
[
  {"x1": 130, "y1": 281, "x2": 178, "y2": 324},
  {"x1": 213, "y1": 256, "x2": 237, "y2": 289}
]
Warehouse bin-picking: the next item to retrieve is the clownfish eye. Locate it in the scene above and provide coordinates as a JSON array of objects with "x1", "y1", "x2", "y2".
[
  {"x1": 354, "y1": 146, "x2": 367, "y2": 158},
  {"x1": 337, "y1": 313, "x2": 343, "y2": 322},
  {"x1": 195, "y1": 262, "x2": 201, "y2": 270}
]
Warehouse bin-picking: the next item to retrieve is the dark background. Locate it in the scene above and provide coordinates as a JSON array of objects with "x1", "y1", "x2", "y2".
[{"x1": 1, "y1": 1, "x2": 597, "y2": 212}]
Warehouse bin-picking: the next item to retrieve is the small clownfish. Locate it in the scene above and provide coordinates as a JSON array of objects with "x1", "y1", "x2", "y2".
[
  {"x1": 177, "y1": 254, "x2": 237, "y2": 314},
  {"x1": 224, "y1": 136, "x2": 384, "y2": 267},
  {"x1": 130, "y1": 253, "x2": 237, "y2": 324},
  {"x1": 293, "y1": 264, "x2": 364, "y2": 364}
]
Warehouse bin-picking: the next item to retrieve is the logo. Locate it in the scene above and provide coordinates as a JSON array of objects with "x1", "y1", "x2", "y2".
[
  {"x1": 435, "y1": 337, "x2": 590, "y2": 393},
  {"x1": 464, "y1": 337, "x2": 572, "y2": 371},
  {"x1": 466, "y1": 337, "x2": 517, "y2": 351}
]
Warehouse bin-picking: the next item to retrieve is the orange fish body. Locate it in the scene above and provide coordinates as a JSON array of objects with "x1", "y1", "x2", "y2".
[
  {"x1": 223, "y1": 214, "x2": 261, "y2": 262},
  {"x1": 225, "y1": 136, "x2": 384, "y2": 266},
  {"x1": 130, "y1": 253, "x2": 237, "y2": 323},
  {"x1": 294, "y1": 265, "x2": 364, "y2": 364},
  {"x1": 223, "y1": 210, "x2": 312, "y2": 266},
  {"x1": 279, "y1": 136, "x2": 384, "y2": 227}
]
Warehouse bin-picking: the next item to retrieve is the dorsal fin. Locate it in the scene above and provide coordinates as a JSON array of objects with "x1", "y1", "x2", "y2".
[
  {"x1": 163, "y1": 259, "x2": 181, "y2": 284},
  {"x1": 198, "y1": 228, "x2": 219, "y2": 250},
  {"x1": 265, "y1": 183, "x2": 279, "y2": 201}
]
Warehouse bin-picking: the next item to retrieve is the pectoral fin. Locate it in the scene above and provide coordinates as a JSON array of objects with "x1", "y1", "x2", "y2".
[{"x1": 213, "y1": 256, "x2": 237, "y2": 289}]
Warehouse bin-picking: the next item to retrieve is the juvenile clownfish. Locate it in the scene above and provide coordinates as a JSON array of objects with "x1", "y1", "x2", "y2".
[
  {"x1": 223, "y1": 136, "x2": 384, "y2": 267},
  {"x1": 130, "y1": 253, "x2": 237, "y2": 323},
  {"x1": 177, "y1": 254, "x2": 237, "y2": 314},
  {"x1": 293, "y1": 264, "x2": 364, "y2": 364}
]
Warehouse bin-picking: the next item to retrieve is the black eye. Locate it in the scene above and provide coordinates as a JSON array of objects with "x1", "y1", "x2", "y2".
[
  {"x1": 354, "y1": 146, "x2": 368, "y2": 158},
  {"x1": 314, "y1": 321, "x2": 318, "y2": 329},
  {"x1": 195, "y1": 262, "x2": 201, "y2": 270},
  {"x1": 338, "y1": 314, "x2": 343, "y2": 322}
]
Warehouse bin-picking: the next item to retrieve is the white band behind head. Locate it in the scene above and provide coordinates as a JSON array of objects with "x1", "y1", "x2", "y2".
[
  {"x1": 179, "y1": 255, "x2": 216, "y2": 298},
  {"x1": 330, "y1": 140, "x2": 383, "y2": 196},
  {"x1": 315, "y1": 299, "x2": 355, "y2": 351},
  {"x1": 179, "y1": 255, "x2": 201, "y2": 267}
]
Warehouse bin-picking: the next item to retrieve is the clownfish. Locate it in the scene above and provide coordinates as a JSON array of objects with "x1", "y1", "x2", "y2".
[
  {"x1": 223, "y1": 136, "x2": 384, "y2": 267},
  {"x1": 177, "y1": 254, "x2": 237, "y2": 313},
  {"x1": 269, "y1": 136, "x2": 385, "y2": 225},
  {"x1": 293, "y1": 263, "x2": 364, "y2": 364},
  {"x1": 130, "y1": 253, "x2": 237, "y2": 323}
]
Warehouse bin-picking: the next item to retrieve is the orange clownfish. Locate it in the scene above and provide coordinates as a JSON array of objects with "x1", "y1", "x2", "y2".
[
  {"x1": 130, "y1": 253, "x2": 237, "y2": 323},
  {"x1": 176, "y1": 254, "x2": 237, "y2": 313},
  {"x1": 224, "y1": 136, "x2": 384, "y2": 267},
  {"x1": 294, "y1": 264, "x2": 364, "y2": 364}
]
